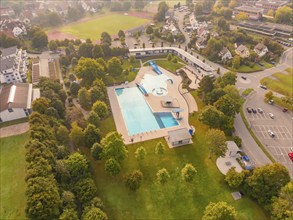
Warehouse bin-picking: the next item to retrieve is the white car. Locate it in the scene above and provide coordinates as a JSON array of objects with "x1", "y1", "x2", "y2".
[
  {"x1": 257, "y1": 108, "x2": 263, "y2": 113},
  {"x1": 268, "y1": 113, "x2": 274, "y2": 119},
  {"x1": 268, "y1": 130, "x2": 275, "y2": 137}
]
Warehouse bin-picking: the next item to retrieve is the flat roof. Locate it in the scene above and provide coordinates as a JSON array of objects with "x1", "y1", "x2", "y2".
[
  {"x1": 235, "y1": 5, "x2": 264, "y2": 13},
  {"x1": 0, "y1": 46, "x2": 17, "y2": 57},
  {"x1": 226, "y1": 141, "x2": 240, "y2": 152},
  {"x1": 168, "y1": 128, "x2": 192, "y2": 142}
]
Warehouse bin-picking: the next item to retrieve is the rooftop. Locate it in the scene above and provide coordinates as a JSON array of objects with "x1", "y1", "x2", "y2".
[
  {"x1": 235, "y1": 5, "x2": 264, "y2": 13},
  {"x1": 0, "y1": 46, "x2": 17, "y2": 58},
  {"x1": 168, "y1": 128, "x2": 192, "y2": 142}
]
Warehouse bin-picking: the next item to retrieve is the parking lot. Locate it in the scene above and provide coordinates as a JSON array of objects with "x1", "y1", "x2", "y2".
[{"x1": 244, "y1": 95, "x2": 293, "y2": 176}]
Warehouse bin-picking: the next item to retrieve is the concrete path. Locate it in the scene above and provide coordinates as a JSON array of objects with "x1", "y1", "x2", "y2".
[
  {"x1": 216, "y1": 156, "x2": 243, "y2": 175},
  {"x1": 0, "y1": 122, "x2": 29, "y2": 138},
  {"x1": 179, "y1": 85, "x2": 198, "y2": 113}
]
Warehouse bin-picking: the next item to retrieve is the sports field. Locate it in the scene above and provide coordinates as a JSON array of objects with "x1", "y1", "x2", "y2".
[
  {"x1": 54, "y1": 14, "x2": 150, "y2": 41},
  {"x1": 0, "y1": 133, "x2": 28, "y2": 220}
]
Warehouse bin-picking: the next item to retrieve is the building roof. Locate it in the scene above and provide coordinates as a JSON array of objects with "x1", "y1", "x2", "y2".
[
  {"x1": 168, "y1": 128, "x2": 192, "y2": 142},
  {"x1": 254, "y1": 43, "x2": 267, "y2": 52},
  {"x1": 0, "y1": 46, "x2": 17, "y2": 57},
  {"x1": 226, "y1": 141, "x2": 240, "y2": 152},
  {"x1": 0, "y1": 57, "x2": 16, "y2": 72},
  {"x1": 0, "y1": 83, "x2": 34, "y2": 111},
  {"x1": 236, "y1": 44, "x2": 249, "y2": 54},
  {"x1": 235, "y1": 5, "x2": 264, "y2": 13},
  {"x1": 219, "y1": 47, "x2": 230, "y2": 56}
]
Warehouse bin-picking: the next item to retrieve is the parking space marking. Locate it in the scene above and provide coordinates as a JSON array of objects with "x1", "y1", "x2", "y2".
[
  {"x1": 247, "y1": 113, "x2": 274, "y2": 120},
  {"x1": 252, "y1": 125, "x2": 292, "y2": 140},
  {"x1": 267, "y1": 145, "x2": 293, "y2": 164}
]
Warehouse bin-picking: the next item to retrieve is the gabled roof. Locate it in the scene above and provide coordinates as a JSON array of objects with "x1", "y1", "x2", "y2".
[
  {"x1": 236, "y1": 44, "x2": 249, "y2": 53},
  {"x1": 219, "y1": 47, "x2": 230, "y2": 56},
  {"x1": 0, "y1": 46, "x2": 17, "y2": 57},
  {"x1": 168, "y1": 128, "x2": 192, "y2": 142},
  {"x1": 254, "y1": 43, "x2": 267, "y2": 51}
]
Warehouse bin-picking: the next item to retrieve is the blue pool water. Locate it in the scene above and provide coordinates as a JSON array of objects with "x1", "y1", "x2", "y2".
[{"x1": 115, "y1": 87, "x2": 178, "y2": 135}]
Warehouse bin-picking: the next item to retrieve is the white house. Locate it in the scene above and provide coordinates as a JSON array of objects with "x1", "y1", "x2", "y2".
[
  {"x1": 0, "y1": 83, "x2": 40, "y2": 123},
  {"x1": 235, "y1": 44, "x2": 250, "y2": 58},
  {"x1": 0, "y1": 46, "x2": 28, "y2": 84},
  {"x1": 12, "y1": 26, "x2": 23, "y2": 37},
  {"x1": 254, "y1": 43, "x2": 268, "y2": 57},
  {"x1": 218, "y1": 47, "x2": 232, "y2": 60}
]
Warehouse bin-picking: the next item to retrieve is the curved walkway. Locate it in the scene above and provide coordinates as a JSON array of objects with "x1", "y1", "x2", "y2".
[{"x1": 0, "y1": 122, "x2": 29, "y2": 138}]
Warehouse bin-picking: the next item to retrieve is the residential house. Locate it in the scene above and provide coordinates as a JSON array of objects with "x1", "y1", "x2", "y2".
[
  {"x1": 233, "y1": 6, "x2": 263, "y2": 20},
  {"x1": 0, "y1": 46, "x2": 28, "y2": 84},
  {"x1": 218, "y1": 47, "x2": 233, "y2": 60},
  {"x1": 235, "y1": 44, "x2": 250, "y2": 58},
  {"x1": 197, "y1": 26, "x2": 209, "y2": 39},
  {"x1": 254, "y1": 43, "x2": 268, "y2": 57},
  {"x1": 0, "y1": 83, "x2": 40, "y2": 123},
  {"x1": 196, "y1": 37, "x2": 206, "y2": 50},
  {"x1": 0, "y1": 7, "x2": 15, "y2": 19},
  {"x1": 0, "y1": 19, "x2": 27, "y2": 38}
]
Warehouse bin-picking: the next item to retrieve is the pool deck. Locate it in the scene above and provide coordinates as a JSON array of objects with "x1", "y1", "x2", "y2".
[{"x1": 107, "y1": 66, "x2": 194, "y2": 145}]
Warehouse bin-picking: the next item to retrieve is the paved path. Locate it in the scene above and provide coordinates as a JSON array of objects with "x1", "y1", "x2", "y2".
[{"x1": 0, "y1": 122, "x2": 29, "y2": 138}]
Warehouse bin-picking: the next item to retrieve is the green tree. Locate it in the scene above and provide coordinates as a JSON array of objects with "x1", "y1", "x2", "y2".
[
  {"x1": 101, "y1": 32, "x2": 112, "y2": 46},
  {"x1": 225, "y1": 167, "x2": 246, "y2": 188},
  {"x1": 84, "y1": 124, "x2": 101, "y2": 148},
  {"x1": 70, "y1": 82, "x2": 80, "y2": 96},
  {"x1": 32, "y1": 97, "x2": 50, "y2": 114},
  {"x1": 25, "y1": 176, "x2": 61, "y2": 220},
  {"x1": 78, "y1": 43, "x2": 94, "y2": 58},
  {"x1": 167, "y1": 53, "x2": 173, "y2": 61},
  {"x1": 135, "y1": 146, "x2": 147, "y2": 160},
  {"x1": 75, "y1": 58, "x2": 103, "y2": 87},
  {"x1": 232, "y1": 55, "x2": 241, "y2": 69},
  {"x1": 87, "y1": 111, "x2": 100, "y2": 127},
  {"x1": 265, "y1": 91, "x2": 273, "y2": 101},
  {"x1": 107, "y1": 57, "x2": 123, "y2": 76},
  {"x1": 105, "y1": 158, "x2": 121, "y2": 176},
  {"x1": 78, "y1": 87, "x2": 91, "y2": 110},
  {"x1": 82, "y1": 207, "x2": 108, "y2": 220},
  {"x1": 156, "y1": 168, "x2": 170, "y2": 184},
  {"x1": 236, "y1": 12, "x2": 249, "y2": 20},
  {"x1": 215, "y1": 71, "x2": 237, "y2": 88},
  {"x1": 64, "y1": 152, "x2": 89, "y2": 181},
  {"x1": 56, "y1": 125, "x2": 69, "y2": 145},
  {"x1": 92, "y1": 100, "x2": 108, "y2": 119},
  {"x1": 204, "y1": 88, "x2": 226, "y2": 105},
  {"x1": 154, "y1": 1, "x2": 169, "y2": 21},
  {"x1": 92, "y1": 45, "x2": 104, "y2": 59},
  {"x1": 202, "y1": 201, "x2": 237, "y2": 220},
  {"x1": 118, "y1": 30, "x2": 125, "y2": 38},
  {"x1": 146, "y1": 26, "x2": 153, "y2": 34},
  {"x1": 32, "y1": 30, "x2": 48, "y2": 49},
  {"x1": 101, "y1": 132, "x2": 128, "y2": 161},
  {"x1": 47, "y1": 12, "x2": 62, "y2": 27},
  {"x1": 206, "y1": 129, "x2": 227, "y2": 158},
  {"x1": 214, "y1": 94, "x2": 239, "y2": 117},
  {"x1": 71, "y1": 57, "x2": 78, "y2": 67},
  {"x1": 91, "y1": 143, "x2": 103, "y2": 160},
  {"x1": 245, "y1": 163, "x2": 290, "y2": 206},
  {"x1": 181, "y1": 163, "x2": 197, "y2": 182},
  {"x1": 275, "y1": 6, "x2": 293, "y2": 24},
  {"x1": 49, "y1": 40, "x2": 58, "y2": 51},
  {"x1": 69, "y1": 122, "x2": 85, "y2": 147},
  {"x1": 271, "y1": 181, "x2": 293, "y2": 220},
  {"x1": 155, "y1": 142, "x2": 165, "y2": 155},
  {"x1": 61, "y1": 191, "x2": 76, "y2": 209},
  {"x1": 199, "y1": 76, "x2": 214, "y2": 97},
  {"x1": 125, "y1": 170, "x2": 143, "y2": 191},
  {"x1": 90, "y1": 78, "x2": 107, "y2": 103},
  {"x1": 74, "y1": 178, "x2": 97, "y2": 204},
  {"x1": 59, "y1": 209, "x2": 79, "y2": 220},
  {"x1": 199, "y1": 105, "x2": 225, "y2": 129}
]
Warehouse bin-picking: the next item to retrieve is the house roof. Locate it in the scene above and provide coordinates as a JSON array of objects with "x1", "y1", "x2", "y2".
[
  {"x1": 168, "y1": 128, "x2": 192, "y2": 142},
  {"x1": 0, "y1": 83, "x2": 33, "y2": 111},
  {"x1": 0, "y1": 46, "x2": 17, "y2": 57},
  {"x1": 236, "y1": 44, "x2": 249, "y2": 54},
  {"x1": 226, "y1": 141, "x2": 240, "y2": 152},
  {"x1": 219, "y1": 47, "x2": 230, "y2": 56},
  {"x1": 254, "y1": 43, "x2": 267, "y2": 51},
  {"x1": 0, "y1": 57, "x2": 16, "y2": 71}
]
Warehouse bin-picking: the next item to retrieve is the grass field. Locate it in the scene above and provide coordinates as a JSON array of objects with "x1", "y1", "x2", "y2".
[
  {"x1": 86, "y1": 93, "x2": 269, "y2": 220},
  {"x1": 0, "y1": 133, "x2": 29, "y2": 220},
  {"x1": 260, "y1": 68, "x2": 293, "y2": 97},
  {"x1": 236, "y1": 64, "x2": 262, "y2": 73},
  {"x1": 58, "y1": 14, "x2": 150, "y2": 41}
]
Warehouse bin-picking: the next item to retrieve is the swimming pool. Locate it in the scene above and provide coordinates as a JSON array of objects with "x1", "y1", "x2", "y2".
[{"x1": 115, "y1": 87, "x2": 178, "y2": 135}]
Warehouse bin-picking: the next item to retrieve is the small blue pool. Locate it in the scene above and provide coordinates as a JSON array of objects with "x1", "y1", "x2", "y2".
[{"x1": 115, "y1": 87, "x2": 178, "y2": 135}]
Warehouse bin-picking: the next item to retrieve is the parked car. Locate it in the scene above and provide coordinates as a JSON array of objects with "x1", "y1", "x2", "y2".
[
  {"x1": 258, "y1": 63, "x2": 264, "y2": 67},
  {"x1": 260, "y1": 85, "x2": 267, "y2": 90},
  {"x1": 283, "y1": 108, "x2": 288, "y2": 112},
  {"x1": 268, "y1": 100, "x2": 274, "y2": 105},
  {"x1": 288, "y1": 152, "x2": 293, "y2": 162},
  {"x1": 268, "y1": 113, "x2": 274, "y2": 119},
  {"x1": 247, "y1": 107, "x2": 252, "y2": 113},
  {"x1": 270, "y1": 61, "x2": 276, "y2": 65},
  {"x1": 257, "y1": 108, "x2": 263, "y2": 113},
  {"x1": 252, "y1": 108, "x2": 257, "y2": 113},
  {"x1": 241, "y1": 76, "x2": 247, "y2": 80},
  {"x1": 268, "y1": 130, "x2": 275, "y2": 137}
]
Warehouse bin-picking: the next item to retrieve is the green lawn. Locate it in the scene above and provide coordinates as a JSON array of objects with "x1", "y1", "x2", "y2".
[
  {"x1": 236, "y1": 64, "x2": 262, "y2": 73},
  {"x1": 143, "y1": 59, "x2": 185, "y2": 73},
  {"x1": 57, "y1": 14, "x2": 150, "y2": 40},
  {"x1": 242, "y1": 88, "x2": 254, "y2": 97},
  {"x1": 260, "y1": 69, "x2": 293, "y2": 97},
  {"x1": 0, "y1": 133, "x2": 29, "y2": 220},
  {"x1": 86, "y1": 93, "x2": 269, "y2": 220}
]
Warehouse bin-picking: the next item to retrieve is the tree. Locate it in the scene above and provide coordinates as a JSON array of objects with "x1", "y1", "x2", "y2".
[
  {"x1": 56, "y1": 125, "x2": 69, "y2": 145},
  {"x1": 25, "y1": 176, "x2": 61, "y2": 220},
  {"x1": 105, "y1": 158, "x2": 121, "y2": 176},
  {"x1": 125, "y1": 170, "x2": 143, "y2": 191},
  {"x1": 91, "y1": 143, "x2": 103, "y2": 160},
  {"x1": 87, "y1": 111, "x2": 100, "y2": 127},
  {"x1": 101, "y1": 32, "x2": 112, "y2": 46},
  {"x1": 206, "y1": 129, "x2": 227, "y2": 158},
  {"x1": 199, "y1": 76, "x2": 214, "y2": 97},
  {"x1": 199, "y1": 105, "x2": 225, "y2": 129},
  {"x1": 118, "y1": 30, "x2": 125, "y2": 38},
  {"x1": 236, "y1": 12, "x2": 249, "y2": 20},
  {"x1": 229, "y1": 0, "x2": 237, "y2": 8},
  {"x1": 155, "y1": 142, "x2": 165, "y2": 155},
  {"x1": 245, "y1": 163, "x2": 290, "y2": 206},
  {"x1": 275, "y1": 6, "x2": 293, "y2": 24},
  {"x1": 154, "y1": 1, "x2": 169, "y2": 21},
  {"x1": 202, "y1": 201, "x2": 237, "y2": 220},
  {"x1": 142, "y1": 42, "x2": 145, "y2": 48},
  {"x1": 92, "y1": 100, "x2": 108, "y2": 119},
  {"x1": 101, "y1": 132, "x2": 128, "y2": 161},
  {"x1": 69, "y1": 122, "x2": 85, "y2": 147},
  {"x1": 214, "y1": 94, "x2": 238, "y2": 117},
  {"x1": 47, "y1": 12, "x2": 62, "y2": 27},
  {"x1": 70, "y1": 82, "x2": 80, "y2": 96},
  {"x1": 74, "y1": 178, "x2": 97, "y2": 204},
  {"x1": 232, "y1": 55, "x2": 241, "y2": 69},
  {"x1": 84, "y1": 124, "x2": 101, "y2": 148},
  {"x1": 49, "y1": 40, "x2": 57, "y2": 51},
  {"x1": 32, "y1": 30, "x2": 48, "y2": 49},
  {"x1": 181, "y1": 163, "x2": 197, "y2": 182},
  {"x1": 225, "y1": 167, "x2": 246, "y2": 188},
  {"x1": 107, "y1": 57, "x2": 122, "y2": 76},
  {"x1": 146, "y1": 26, "x2": 153, "y2": 34},
  {"x1": 204, "y1": 88, "x2": 226, "y2": 105},
  {"x1": 78, "y1": 43, "x2": 94, "y2": 58},
  {"x1": 271, "y1": 181, "x2": 293, "y2": 220},
  {"x1": 78, "y1": 87, "x2": 91, "y2": 110},
  {"x1": 216, "y1": 71, "x2": 237, "y2": 88},
  {"x1": 75, "y1": 58, "x2": 103, "y2": 87},
  {"x1": 32, "y1": 97, "x2": 50, "y2": 114},
  {"x1": 265, "y1": 91, "x2": 273, "y2": 101},
  {"x1": 92, "y1": 45, "x2": 104, "y2": 59},
  {"x1": 59, "y1": 209, "x2": 79, "y2": 220},
  {"x1": 194, "y1": 3, "x2": 203, "y2": 16},
  {"x1": 135, "y1": 146, "x2": 146, "y2": 160},
  {"x1": 64, "y1": 152, "x2": 89, "y2": 181},
  {"x1": 82, "y1": 207, "x2": 108, "y2": 220},
  {"x1": 233, "y1": 136, "x2": 242, "y2": 148},
  {"x1": 156, "y1": 168, "x2": 170, "y2": 184},
  {"x1": 71, "y1": 57, "x2": 78, "y2": 67}
]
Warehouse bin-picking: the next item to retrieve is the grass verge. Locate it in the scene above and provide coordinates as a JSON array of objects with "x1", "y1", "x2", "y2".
[{"x1": 0, "y1": 118, "x2": 28, "y2": 128}]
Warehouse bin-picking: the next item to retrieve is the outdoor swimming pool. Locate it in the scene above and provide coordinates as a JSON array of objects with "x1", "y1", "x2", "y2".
[{"x1": 115, "y1": 87, "x2": 178, "y2": 135}]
